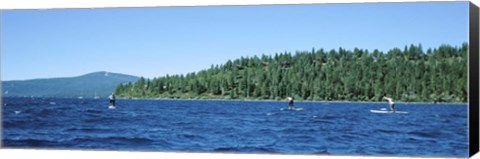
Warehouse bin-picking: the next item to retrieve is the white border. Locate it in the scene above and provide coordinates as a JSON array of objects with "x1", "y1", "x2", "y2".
[
  {"x1": 0, "y1": 148, "x2": 470, "y2": 159},
  {"x1": 0, "y1": 0, "x2": 479, "y2": 159}
]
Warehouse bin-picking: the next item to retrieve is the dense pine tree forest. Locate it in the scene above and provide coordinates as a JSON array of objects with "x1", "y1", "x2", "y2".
[{"x1": 116, "y1": 43, "x2": 468, "y2": 103}]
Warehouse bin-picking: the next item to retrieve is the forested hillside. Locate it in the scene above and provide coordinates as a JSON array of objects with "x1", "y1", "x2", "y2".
[{"x1": 116, "y1": 43, "x2": 467, "y2": 103}]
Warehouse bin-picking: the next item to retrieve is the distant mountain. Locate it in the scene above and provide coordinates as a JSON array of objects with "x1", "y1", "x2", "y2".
[{"x1": 2, "y1": 71, "x2": 140, "y2": 98}]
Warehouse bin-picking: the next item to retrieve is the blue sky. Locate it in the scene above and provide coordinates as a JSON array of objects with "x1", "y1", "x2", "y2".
[{"x1": 1, "y1": 2, "x2": 469, "y2": 81}]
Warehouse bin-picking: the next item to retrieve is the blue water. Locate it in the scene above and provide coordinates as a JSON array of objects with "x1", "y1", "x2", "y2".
[{"x1": 1, "y1": 97, "x2": 468, "y2": 157}]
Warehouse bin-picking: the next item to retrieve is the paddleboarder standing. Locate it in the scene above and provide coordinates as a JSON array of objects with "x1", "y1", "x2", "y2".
[
  {"x1": 288, "y1": 97, "x2": 295, "y2": 110},
  {"x1": 383, "y1": 97, "x2": 395, "y2": 112},
  {"x1": 109, "y1": 93, "x2": 116, "y2": 106}
]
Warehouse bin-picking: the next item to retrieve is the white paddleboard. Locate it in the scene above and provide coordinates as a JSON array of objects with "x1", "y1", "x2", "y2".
[
  {"x1": 370, "y1": 110, "x2": 408, "y2": 114},
  {"x1": 281, "y1": 108, "x2": 304, "y2": 111},
  {"x1": 295, "y1": 108, "x2": 304, "y2": 111},
  {"x1": 108, "y1": 105, "x2": 116, "y2": 109}
]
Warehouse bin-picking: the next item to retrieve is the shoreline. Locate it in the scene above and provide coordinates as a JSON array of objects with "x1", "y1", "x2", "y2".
[
  {"x1": 115, "y1": 97, "x2": 467, "y2": 105},
  {"x1": 0, "y1": 96, "x2": 467, "y2": 105}
]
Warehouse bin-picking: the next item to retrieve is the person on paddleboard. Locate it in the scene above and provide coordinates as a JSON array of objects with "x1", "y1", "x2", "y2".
[
  {"x1": 288, "y1": 97, "x2": 295, "y2": 110},
  {"x1": 383, "y1": 97, "x2": 395, "y2": 112},
  {"x1": 109, "y1": 93, "x2": 116, "y2": 106}
]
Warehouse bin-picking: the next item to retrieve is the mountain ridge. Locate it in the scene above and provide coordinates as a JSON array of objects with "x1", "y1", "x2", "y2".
[{"x1": 2, "y1": 71, "x2": 140, "y2": 98}]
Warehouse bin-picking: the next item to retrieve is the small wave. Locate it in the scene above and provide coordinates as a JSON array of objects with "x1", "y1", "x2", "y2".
[
  {"x1": 191, "y1": 111, "x2": 212, "y2": 115},
  {"x1": 64, "y1": 127, "x2": 111, "y2": 133},
  {"x1": 313, "y1": 149, "x2": 330, "y2": 154},
  {"x1": 302, "y1": 127, "x2": 320, "y2": 133},
  {"x1": 376, "y1": 129, "x2": 403, "y2": 134},
  {"x1": 83, "y1": 116, "x2": 116, "y2": 123},
  {"x1": 407, "y1": 137, "x2": 420, "y2": 142},
  {"x1": 442, "y1": 119, "x2": 452, "y2": 123},
  {"x1": 324, "y1": 136, "x2": 341, "y2": 142},
  {"x1": 406, "y1": 137, "x2": 437, "y2": 145},
  {"x1": 2, "y1": 138, "x2": 58, "y2": 147},
  {"x1": 3, "y1": 118, "x2": 43, "y2": 128},
  {"x1": 213, "y1": 146, "x2": 277, "y2": 153},
  {"x1": 376, "y1": 149, "x2": 395, "y2": 155},
  {"x1": 72, "y1": 136, "x2": 156, "y2": 145},
  {"x1": 321, "y1": 115, "x2": 339, "y2": 120},
  {"x1": 177, "y1": 133, "x2": 206, "y2": 140},
  {"x1": 172, "y1": 121, "x2": 192, "y2": 125},
  {"x1": 280, "y1": 127, "x2": 299, "y2": 133},
  {"x1": 449, "y1": 142, "x2": 468, "y2": 149},
  {"x1": 324, "y1": 134, "x2": 360, "y2": 143},
  {"x1": 408, "y1": 130, "x2": 442, "y2": 138},
  {"x1": 36, "y1": 108, "x2": 67, "y2": 116},
  {"x1": 81, "y1": 109, "x2": 103, "y2": 114},
  {"x1": 289, "y1": 135, "x2": 318, "y2": 143},
  {"x1": 110, "y1": 136, "x2": 156, "y2": 144},
  {"x1": 447, "y1": 114, "x2": 466, "y2": 118},
  {"x1": 213, "y1": 147, "x2": 239, "y2": 152},
  {"x1": 312, "y1": 119, "x2": 335, "y2": 124}
]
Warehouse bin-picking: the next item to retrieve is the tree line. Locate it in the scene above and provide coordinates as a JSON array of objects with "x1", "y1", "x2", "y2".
[{"x1": 115, "y1": 43, "x2": 468, "y2": 103}]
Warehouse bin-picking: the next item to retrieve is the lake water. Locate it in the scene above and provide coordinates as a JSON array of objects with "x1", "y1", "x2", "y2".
[{"x1": 1, "y1": 97, "x2": 469, "y2": 157}]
